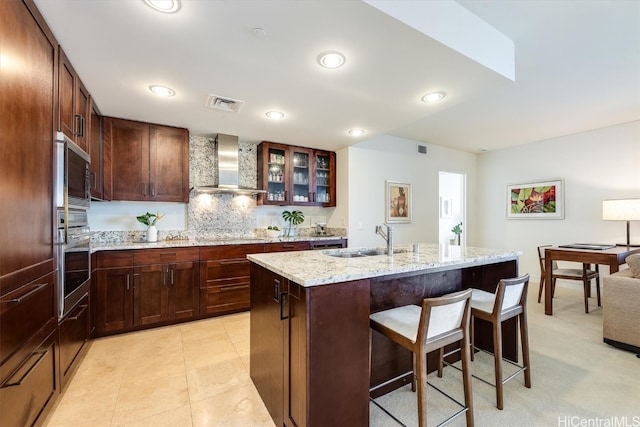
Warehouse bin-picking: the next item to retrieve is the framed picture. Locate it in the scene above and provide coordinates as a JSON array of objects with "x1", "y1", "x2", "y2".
[
  {"x1": 440, "y1": 197, "x2": 452, "y2": 218},
  {"x1": 386, "y1": 181, "x2": 411, "y2": 223},
  {"x1": 507, "y1": 179, "x2": 564, "y2": 219}
]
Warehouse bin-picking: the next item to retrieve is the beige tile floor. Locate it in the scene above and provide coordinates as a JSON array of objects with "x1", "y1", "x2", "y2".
[{"x1": 44, "y1": 313, "x2": 275, "y2": 427}]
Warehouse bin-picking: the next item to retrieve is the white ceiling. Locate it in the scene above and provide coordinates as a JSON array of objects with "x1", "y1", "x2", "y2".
[{"x1": 34, "y1": 0, "x2": 640, "y2": 153}]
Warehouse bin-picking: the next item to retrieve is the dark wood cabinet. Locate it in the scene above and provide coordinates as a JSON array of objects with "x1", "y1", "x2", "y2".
[
  {"x1": 265, "y1": 241, "x2": 311, "y2": 252},
  {"x1": 199, "y1": 244, "x2": 265, "y2": 316},
  {"x1": 94, "y1": 251, "x2": 134, "y2": 336},
  {"x1": 257, "y1": 141, "x2": 336, "y2": 207},
  {"x1": 105, "y1": 117, "x2": 189, "y2": 202},
  {"x1": 89, "y1": 101, "x2": 109, "y2": 200},
  {"x1": 250, "y1": 264, "x2": 371, "y2": 427},
  {"x1": 58, "y1": 293, "x2": 90, "y2": 390},
  {"x1": 94, "y1": 249, "x2": 199, "y2": 336},
  {"x1": 0, "y1": 1, "x2": 59, "y2": 424},
  {"x1": 58, "y1": 48, "x2": 90, "y2": 154}
]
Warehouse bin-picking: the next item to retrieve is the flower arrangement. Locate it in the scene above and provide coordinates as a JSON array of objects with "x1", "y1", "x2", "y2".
[{"x1": 136, "y1": 211, "x2": 165, "y2": 227}]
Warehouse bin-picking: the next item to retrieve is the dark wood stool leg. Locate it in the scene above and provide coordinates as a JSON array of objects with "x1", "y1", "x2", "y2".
[
  {"x1": 493, "y1": 320, "x2": 504, "y2": 410},
  {"x1": 461, "y1": 333, "x2": 475, "y2": 426},
  {"x1": 519, "y1": 313, "x2": 531, "y2": 388}
]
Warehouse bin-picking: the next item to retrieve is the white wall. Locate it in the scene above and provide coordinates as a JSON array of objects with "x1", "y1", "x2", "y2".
[
  {"x1": 477, "y1": 120, "x2": 640, "y2": 278},
  {"x1": 345, "y1": 134, "x2": 478, "y2": 248}
]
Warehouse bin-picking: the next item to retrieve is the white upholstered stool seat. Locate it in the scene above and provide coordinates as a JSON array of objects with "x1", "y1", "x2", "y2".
[
  {"x1": 370, "y1": 289, "x2": 474, "y2": 427},
  {"x1": 469, "y1": 274, "x2": 531, "y2": 410}
]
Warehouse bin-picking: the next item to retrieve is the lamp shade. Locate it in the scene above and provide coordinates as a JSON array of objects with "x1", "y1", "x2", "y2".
[{"x1": 602, "y1": 199, "x2": 640, "y2": 221}]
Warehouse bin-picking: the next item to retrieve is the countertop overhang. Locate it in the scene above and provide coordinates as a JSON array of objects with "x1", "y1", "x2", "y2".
[{"x1": 247, "y1": 244, "x2": 521, "y2": 287}]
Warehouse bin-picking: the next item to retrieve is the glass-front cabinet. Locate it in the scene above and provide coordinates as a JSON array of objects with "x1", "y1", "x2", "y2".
[
  {"x1": 314, "y1": 150, "x2": 335, "y2": 206},
  {"x1": 257, "y1": 142, "x2": 336, "y2": 207}
]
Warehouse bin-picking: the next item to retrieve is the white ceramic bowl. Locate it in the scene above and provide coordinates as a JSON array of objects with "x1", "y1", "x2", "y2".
[{"x1": 266, "y1": 229, "x2": 281, "y2": 238}]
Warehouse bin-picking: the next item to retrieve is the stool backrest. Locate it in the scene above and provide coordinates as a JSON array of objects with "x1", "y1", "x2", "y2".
[
  {"x1": 418, "y1": 289, "x2": 472, "y2": 345},
  {"x1": 494, "y1": 274, "x2": 530, "y2": 315}
]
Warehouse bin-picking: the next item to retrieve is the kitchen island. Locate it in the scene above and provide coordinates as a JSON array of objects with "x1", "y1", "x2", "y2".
[{"x1": 248, "y1": 244, "x2": 521, "y2": 427}]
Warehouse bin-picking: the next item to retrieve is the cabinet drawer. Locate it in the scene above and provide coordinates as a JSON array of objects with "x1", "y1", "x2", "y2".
[
  {"x1": 265, "y1": 241, "x2": 311, "y2": 252},
  {"x1": 0, "y1": 274, "x2": 55, "y2": 367},
  {"x1": 201, "y1": 259, "x2": 250, "y2": 282},
  {"x1": 96, "y1": 250, "x2": 133, "y2": 268},
  {"x1": 200, "y1": 281, "x2": 250, "y2": 314},
  {"x1": 134, "y1": 247, "x2": 199, "y2": 265},
  {"x1": 200, "y1": 244, "x2": 265, "y2": 261},
  {"x1": 0, "y1": 331, "x2": 56, "y2": 427},
  {"x1": 59, "y1": 295, "x2": 90, "y2": 383}
]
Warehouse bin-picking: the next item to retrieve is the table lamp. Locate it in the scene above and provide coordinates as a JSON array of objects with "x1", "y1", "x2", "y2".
[{"x1": 602, "y1": 198, "x2": 640, "y2": 247}]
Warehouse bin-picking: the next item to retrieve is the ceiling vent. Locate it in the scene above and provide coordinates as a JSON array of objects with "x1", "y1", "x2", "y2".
[{"x1": 205, "y1": 94, "x2": 245, "y2": 113}]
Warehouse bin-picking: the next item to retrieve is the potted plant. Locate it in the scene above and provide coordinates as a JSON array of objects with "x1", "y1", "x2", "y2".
[
  {"x1": 266, "y1": 225, "x2": 281, "y2": 238},
  {"x1": 451, "y1": 222, "x2": 462, "y2": 245},
  {"x1": 136, "y1": 211, "x2": 165, "y2": 242},
  {"x1": 282, "y1": 210, "x2": 304, "y2": 237}
]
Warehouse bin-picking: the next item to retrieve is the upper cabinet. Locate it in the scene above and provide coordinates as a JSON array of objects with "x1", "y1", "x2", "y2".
[
  {"x1": 257, "y1": 141, "x2": 336, "y2": 207},
  {"x1": 104, "y1": 117, "x2": 189, "y2": 203},
  {"x1": 58, "y1": 48, "x2": 90, "y2": 153},
  {"x1": 89, "y1": 100, "x2": 109, "y2": 200}
]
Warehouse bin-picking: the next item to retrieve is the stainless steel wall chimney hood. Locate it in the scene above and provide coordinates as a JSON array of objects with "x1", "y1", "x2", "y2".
[{"x1": 191, "y1": 134, "x2": 266, "y2": 195}]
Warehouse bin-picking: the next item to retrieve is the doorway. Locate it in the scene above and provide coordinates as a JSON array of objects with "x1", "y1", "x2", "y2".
[{"x1": 438, "y1": 171, "x2": 466, "y2": 245}]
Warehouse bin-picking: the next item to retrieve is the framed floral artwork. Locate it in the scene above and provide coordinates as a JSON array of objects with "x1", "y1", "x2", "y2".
[
  {"x1": 386, "y1": 181, "x2": 411, "y2": 223},
  {"x1": 507, "y1": 179, "x2": 564, "y2": 219}
]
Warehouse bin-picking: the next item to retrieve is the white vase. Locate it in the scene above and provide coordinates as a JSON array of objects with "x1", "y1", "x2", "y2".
[{"x1": 146, "y1": 225, "x2": 158, "y2": 242}]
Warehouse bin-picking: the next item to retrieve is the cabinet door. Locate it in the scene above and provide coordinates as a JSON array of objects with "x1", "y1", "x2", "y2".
[
  {"x1": 133, "y1": 264, "x2": 167, "y2": 325},
  {"x1": 1, "y1": 0, "x2": 56, "y2": 294},
  {"x1": 168, "y1": 261, "x2": 198, "y2": 320},
  {"x1": 58, "y1": 48, "x2": 76, "y2": 141},
  {"x1": 290, "y1": 146, "x2": 314, "y2": 205},
  {"x1": 258, "y1": 142, "x2": 290, "y2": 205},
  {"x1": 89, "y1": 101, "x2": 104, "y2": 200},
  {"x1": 59, "y1": 294, "x2": 90, "y2": 389},
  {"x1": 94, "y1": 267, "x2": 133, "y2": 335},
  {"x1": 75, "y1": 80, "x2": 90, "y2": 153},
  {"x1": 249, "y1": 264, "x2": 286, "y2": 427},
  {"x1": 149, "y1": 125, "x2": 189, "y2": 202},
  {"x1": 314, "y1": 150, "x2": 336, "y2": 207},
  {"x1": 109, "y1": 118, "x2": 150, "y2": 201}
]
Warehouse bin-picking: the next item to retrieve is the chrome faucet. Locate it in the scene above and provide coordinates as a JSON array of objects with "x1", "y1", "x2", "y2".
[{"x1": 375, "y1": 224, "x2": 394, "y2": 255}]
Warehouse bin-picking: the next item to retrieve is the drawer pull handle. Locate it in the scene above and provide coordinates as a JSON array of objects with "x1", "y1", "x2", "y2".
[
  {"x1": 2, "y1": 350, "x2": 48, "y2": 388},
  {"x1": 220, "y1": 284, "x2": 249, "y2": 291},
  {"x1": 219, "y1": 260, "x2": 246, "y2": 265},
  {"x1": 1, "y1": 283, "x2": 47, "y2": 306},
  {"x1": 63, "y1": 304, "x2": 88, "y2": 322}
]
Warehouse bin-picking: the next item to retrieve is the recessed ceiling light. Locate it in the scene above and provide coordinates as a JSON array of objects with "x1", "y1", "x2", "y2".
[
  {"x1": 348, "y1": 128, "x2": 365, "y2": 136},
  {"x1": 252, "y1": 28, "x2": 267, "y2": 39},
  {"x1": 266, "y1": 111, "x2": 285, "y2": 120},
  {"x1": 422, "y1": 91, "x2": 446, "y2": 103},
  {"x1": 149, "y1": 85, "x2": 175, "y2": 97},
  {"x1": 318, "y1": 51, "x2": 345, "y2": 69},
  {"x1": 143, "y1": 0, "x2": 180, "y2": 13}
]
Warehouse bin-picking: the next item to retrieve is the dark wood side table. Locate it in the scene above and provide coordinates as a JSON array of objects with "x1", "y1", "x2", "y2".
[{"x1": 544, "y1": 245, "x2": 640, "y2": 315}]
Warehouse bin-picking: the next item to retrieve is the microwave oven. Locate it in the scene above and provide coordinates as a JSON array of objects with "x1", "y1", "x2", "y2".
[{"x1": 56, "y1": 131, "x2": 91, "y2": 210}]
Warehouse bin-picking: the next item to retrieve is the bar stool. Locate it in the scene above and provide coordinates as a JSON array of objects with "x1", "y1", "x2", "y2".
[
  {"x1": 470, "y1": 274, "x2": 531, "y2": 410},
  {"x1": 370, "y1": 289, "x2": 474, "y2": 427}
]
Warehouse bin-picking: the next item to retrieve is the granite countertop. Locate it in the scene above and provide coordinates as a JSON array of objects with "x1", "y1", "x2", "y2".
[
  {"x1": 247, "y1": 243, "x2": 522, "y2": 287},
  {"x1": 92, "y1": 235, "x2": 346, "y2": 252}
]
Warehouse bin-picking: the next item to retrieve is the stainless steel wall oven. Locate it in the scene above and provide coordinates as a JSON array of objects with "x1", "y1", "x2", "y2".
[{"x1": 56, "y1": 209, "x2": 92, "y2": 320}]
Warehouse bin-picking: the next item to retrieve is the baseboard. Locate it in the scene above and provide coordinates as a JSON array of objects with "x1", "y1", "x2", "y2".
[{"x1": 603, "y1": 337, "x2": 640, "y2": 355}]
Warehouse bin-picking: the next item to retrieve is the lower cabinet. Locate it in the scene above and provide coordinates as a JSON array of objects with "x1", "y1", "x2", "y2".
[
  {"x1": 58, "y1": 293, "x2": 90, "y2": 390},
  {"x1": 250, "y1": 263, "x2": 371, "y2": 427},
  {"x1": 93, "y1": 248, "x2": 199, "y2": 337},
  {"x1": 0, "y1": 272, "x2": 58, "y2": 427},
  {"x1": 199, "y1": 244, "x2": 265, "y2": 316}
]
